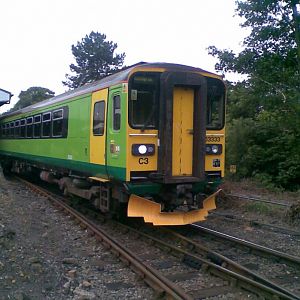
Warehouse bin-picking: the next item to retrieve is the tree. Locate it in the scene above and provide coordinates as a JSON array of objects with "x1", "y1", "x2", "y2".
[
  {"x1": 209, "y1": 0, "x2": 300, "y2": 107},
  {"x1": 11, "y1": 87, "x2": 55, "y2": 112},
  {"x1": 63, "y1": 31, "x2": 126, "y2": 89},
  {"x1": 209, "y1": 0, "x2": 300, "y2": 190}
]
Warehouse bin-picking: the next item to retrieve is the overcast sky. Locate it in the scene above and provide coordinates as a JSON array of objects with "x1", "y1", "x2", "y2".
[{"x1": 0, "y1": 0, "x2": 247, "y2": 112}]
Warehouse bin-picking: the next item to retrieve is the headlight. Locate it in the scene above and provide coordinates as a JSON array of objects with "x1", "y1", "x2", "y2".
[
  {"x1": 212, "y1": 145, "x2": 218, "y2": 154},
  {"x1": 132, "y1": 144, "x2": 155, "y2": 156},
  {"x1": 205, "y1": 144, "x2": 222, "y2": 155},
  {"x1": 138, "y1": 145, "x2": 147, "y2": 154}
]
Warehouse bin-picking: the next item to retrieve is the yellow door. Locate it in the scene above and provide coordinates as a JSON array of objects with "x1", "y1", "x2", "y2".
[
  {"x1": 90, "y1": 89, "x2": 108, "y2": 166},
  {"x1": 172, "y1": 87, "x2": 194, "y2": 176}
]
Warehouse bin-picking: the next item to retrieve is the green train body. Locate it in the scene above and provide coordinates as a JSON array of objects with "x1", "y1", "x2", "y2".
[
  {"x1": 0, "y1": 89, "x2": 125, "y2": 178},
  {"x1": 0, "y1": 63, "x2": 226, "y2": 225}
]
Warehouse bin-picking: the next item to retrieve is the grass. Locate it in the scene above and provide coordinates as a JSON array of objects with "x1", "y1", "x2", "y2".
[{"x1": 244, "y1": 201, "x2": 277, "y2": 215}]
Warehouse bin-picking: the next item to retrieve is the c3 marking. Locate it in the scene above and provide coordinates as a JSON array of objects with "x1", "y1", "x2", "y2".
[{"x1": 139, "y1": 158, "x2": 149, "y2": 165}]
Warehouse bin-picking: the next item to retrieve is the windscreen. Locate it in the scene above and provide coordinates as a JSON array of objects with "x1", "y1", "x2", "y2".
[
  {"x1": 206, "y1": 78, "x2": 225, "y2": 130},
  {"x1": 128, "y1": 72, "x2": 160, "y2": 129}
]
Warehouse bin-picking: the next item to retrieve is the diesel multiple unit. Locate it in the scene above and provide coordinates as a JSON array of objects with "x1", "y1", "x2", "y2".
[{"x1": 0, "y1": 63, "x2": 225, "y2": 225}]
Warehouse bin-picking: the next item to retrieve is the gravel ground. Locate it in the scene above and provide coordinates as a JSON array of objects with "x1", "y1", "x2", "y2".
[
  {"x1": 0, "y1": 174, "x2": 154, "y2": 300},
  {"x1": 1, "y1": 173, "x2": 299, "y2": 300},
  {"x1": 201, "y1": 182, "x2": 300, "y2": 297},
  {"x1": 204, "y1": 188, "x2": 300, "y2": 255}
]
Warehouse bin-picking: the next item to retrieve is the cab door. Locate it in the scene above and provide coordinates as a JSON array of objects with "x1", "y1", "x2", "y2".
[
  {"x1": 106, "y1": 87, "x2": 127, "y2": 181},
  {"x1": 172, "y1": 87, "x2": 194, "y2": 176},
  {"x1": 90, "y1": 89, "x2": 108, "y2": 172}
]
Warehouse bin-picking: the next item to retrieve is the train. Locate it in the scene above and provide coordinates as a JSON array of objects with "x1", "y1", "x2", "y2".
[{"x1": 0, "y1": 62, "x2": 225, "y2": 225}]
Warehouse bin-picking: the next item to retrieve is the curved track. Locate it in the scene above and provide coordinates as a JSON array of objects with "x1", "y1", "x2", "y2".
[
  {"x1": 226, "y1": 193, "x2": 291, "y2": 208},
  {"x1": 17, "y1": 177, "x2": 190, "y2": 300},
  {"x1": 17, "y1": 177, "x2": 300, "y2": 299},
  {"x1": 209, "y1": 211, "x2": 300, "y2": 237},
  {"x1": 180, "y1": 224, "x2": 300, "y2": 298},
  {"x1": 190, "y1": 224, "x2": 300, "y2": 267}
]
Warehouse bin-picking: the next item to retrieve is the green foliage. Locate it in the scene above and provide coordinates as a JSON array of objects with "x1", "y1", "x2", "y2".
[
  {"x1": 11, "y1": 87, "x2": 55, "y2": 112},
  {"x1": 209, "y1": 0, "x2": 300, "y2": 191},
  {"x1": 245, "y1": 201, "x2": 275, "y2": 215},
  {"x1": 225, "y1": 117, "x2": 256, "y2": 177},
  {"x1": 226, "y1": 105, "x2": 300, "y2": 190},
  {"x1": 63, "y1": 31, "x2": 125, "y2": 89}
]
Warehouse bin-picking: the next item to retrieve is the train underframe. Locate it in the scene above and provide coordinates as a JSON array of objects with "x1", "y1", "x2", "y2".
[{"x1": 2, "y1": 158, "x2": 221, "y2": 225}]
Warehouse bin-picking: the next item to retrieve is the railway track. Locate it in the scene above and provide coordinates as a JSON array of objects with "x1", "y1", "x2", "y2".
[
  {"x1": 17, "y1": 177, "x2": 190, "y2": 300},
  {"x1": 209, "y1": 211, "x2": 300, "y2": 237},
  {"x1": 180, "y1": 224, "x2": 300, "y2": 297},
  {"x1": 16, "y1": 177, "x2": 300, "y2": 299},
  {"x1": 226, "y1": 193, "x2": 292, "y2": 208},
  {"x1": 129, "y1": 223, "x2": 300, "y2": 299},
  {"x1": 189, "y1": 223, "x2": 300, "y2": 266}
]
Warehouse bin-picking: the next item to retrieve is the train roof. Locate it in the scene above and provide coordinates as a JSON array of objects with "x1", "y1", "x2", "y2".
[{"x1": 1, "y1": 62, "x2": 221, "y2": 119}]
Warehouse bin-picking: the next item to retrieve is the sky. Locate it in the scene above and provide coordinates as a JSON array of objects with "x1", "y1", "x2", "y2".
[{"x1": 0, "y1": 0, "x2": 247, "y2": 113}]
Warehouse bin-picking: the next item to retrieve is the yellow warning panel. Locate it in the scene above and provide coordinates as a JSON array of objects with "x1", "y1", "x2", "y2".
[{"x1": 127, "y1": 190, "x2": 221, "y2": 226}]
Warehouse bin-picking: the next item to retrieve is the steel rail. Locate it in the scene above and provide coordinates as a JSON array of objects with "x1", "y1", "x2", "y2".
[
  {"x1": 163, "y1": 228, "x2": 300, "y2": 300},
  {"x1": 16, "y1": 177, "x2": 299, "y2": 299},
  {"x1": 122, "y1": 224, "x2": 298, "y2": 300},
  {"x1": 227, "y1": 193, "x2": 291, "y2": 207},
  {"x1": 17, "y1": 177, "x2": 192, "y2": 300},
  {"x1": 191, "y1": 224, "x2": 300, "y2": 267},
  {"x1": 209, "y1": 211, "x2": 300, "y2": 237}
]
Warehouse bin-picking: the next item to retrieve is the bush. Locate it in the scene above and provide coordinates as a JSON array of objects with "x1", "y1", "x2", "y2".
[{"x1": 225, "y1": 109, "x2": 300, "y2": 191}]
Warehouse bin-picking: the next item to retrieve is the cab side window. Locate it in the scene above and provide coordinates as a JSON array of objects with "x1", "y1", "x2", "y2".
[{"x1": 113, "y1": 95, "x2": 121, "y2": 131}]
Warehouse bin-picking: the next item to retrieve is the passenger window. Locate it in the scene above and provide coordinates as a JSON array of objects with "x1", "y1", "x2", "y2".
[
  {"x1": 9, "y1": 122, "x2": 14, "y2": 137},
  {"x1": 113, "y1": 95, "x2": 121, "y2": 131},
  {"x1": 93, "y1": 101, "x2": 105, "y2": 136},
  {"x1": 5, "y1": 123, "x2": 9, "y2": 137},
  {"x1": 2, "y1": 124, "x2": 5, "y2": 137},
  {"x1": 20, "y1": 119, "x2": 26, "y2": 138},
  {"x1": 33, "y1": 115, "x2": 41, "y2": 138},
  {"x1": 14, "y1": 120, "x2": 20, "y2": 138},
  {"x1": 52, "y1": 109, "x2": 63, "y2": 137},
  {"x1": 42, "y1": 112, "x2": 51, "y2": 137},
  {"x1": 26, "y1": 117, "x2": 33, "y2": 138}
]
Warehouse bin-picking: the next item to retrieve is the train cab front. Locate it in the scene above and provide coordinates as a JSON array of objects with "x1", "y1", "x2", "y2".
[{"x1": 125, "y1": 66, "x2": 225, "y2": 225}]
